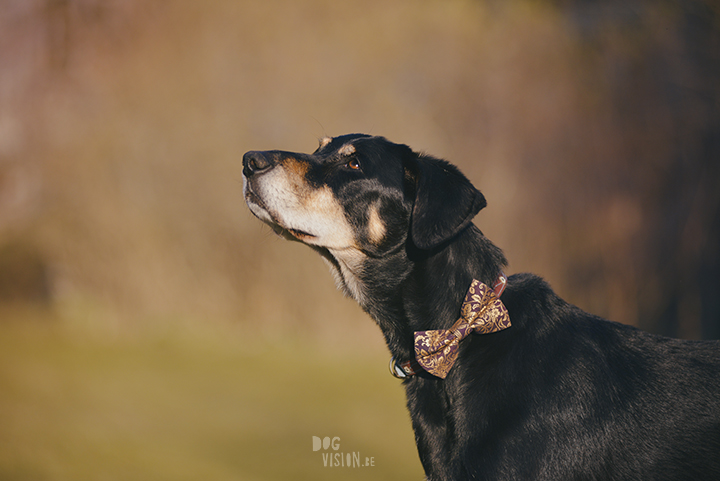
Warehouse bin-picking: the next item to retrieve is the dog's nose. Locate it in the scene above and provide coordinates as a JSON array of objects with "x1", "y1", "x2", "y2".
[{"x1": 243, "y1": 151, "x2": 273, "y2": 177}]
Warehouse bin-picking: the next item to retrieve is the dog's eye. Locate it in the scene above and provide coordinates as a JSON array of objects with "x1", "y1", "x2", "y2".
[{"x1": 345, "y1": 158, "x2": 361, "y2": 170}]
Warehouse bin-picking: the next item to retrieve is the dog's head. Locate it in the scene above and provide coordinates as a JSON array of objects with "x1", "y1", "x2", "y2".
[{"x1": 242, "y1": 134, "x2": 486, "y2": 299}]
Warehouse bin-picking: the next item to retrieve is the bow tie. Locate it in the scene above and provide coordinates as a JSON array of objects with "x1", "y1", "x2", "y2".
[{"x1": 391, "y1": 276, "x2": 511, "y2": 379}]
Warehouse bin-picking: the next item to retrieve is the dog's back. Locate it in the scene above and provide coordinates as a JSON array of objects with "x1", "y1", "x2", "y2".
[{"x1": 450, "y1": 272, "x2": 720, "y2": 480}]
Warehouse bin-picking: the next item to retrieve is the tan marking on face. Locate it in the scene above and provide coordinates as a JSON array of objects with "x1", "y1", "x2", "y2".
[
  {"x1": 338, "y1": 143, "x2": 356, "y2": 156},
  {"x1": 367, "y1": 203, "x2": 386, "y2": 245},
  {"x1": 283, "y1": 156, "x2": 309, "y2": 178},
  {"x1": 296, "y1": 186, "x2": 354, "y2": 246},
  {"x1": 319, "y1": 136, "x2": 332, "y2": 148},
  {"x1": 246, "y1": 163, "x2": 354, "y2": 249}
]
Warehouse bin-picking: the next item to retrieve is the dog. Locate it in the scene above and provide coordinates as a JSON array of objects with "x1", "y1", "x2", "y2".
[{"x1": 242, "y1": 134, "x2": 720, "y2": 480}]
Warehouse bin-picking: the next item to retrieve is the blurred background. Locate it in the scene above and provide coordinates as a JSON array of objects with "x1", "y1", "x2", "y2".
[{"x1": 0, "y1": 0, "x2": 718, "y2": 479}]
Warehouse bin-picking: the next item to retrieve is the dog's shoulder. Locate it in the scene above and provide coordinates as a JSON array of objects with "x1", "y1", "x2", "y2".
[
  {"x1": 500, "y1": 272, "x2": 581, "y2": 337},
  {"x1": 497, "y1": 272, "x2": 720, "y2": 380}
]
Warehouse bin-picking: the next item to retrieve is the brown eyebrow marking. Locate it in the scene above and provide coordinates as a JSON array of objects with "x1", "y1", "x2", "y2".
[
  {"x1": 338, "y1": 143, "x2": 356, "y2": 156},
  {"x1": 319, "y1": 136, "x2": 332, "y2": 148}
]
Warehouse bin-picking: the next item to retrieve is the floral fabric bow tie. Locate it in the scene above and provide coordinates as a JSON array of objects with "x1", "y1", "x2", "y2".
[{"x1": 413, "y1": 279, "x2": 511, "y2": 379}]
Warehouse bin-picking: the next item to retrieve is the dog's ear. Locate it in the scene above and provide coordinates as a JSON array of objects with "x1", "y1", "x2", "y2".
[{"x1": 405, "y1": 154, "x2": 486, "y2": 250}]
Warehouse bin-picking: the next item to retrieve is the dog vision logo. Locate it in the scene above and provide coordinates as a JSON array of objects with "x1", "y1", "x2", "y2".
[{"x1": 312, "y1": 436, "x2": 375, "y2": 468}]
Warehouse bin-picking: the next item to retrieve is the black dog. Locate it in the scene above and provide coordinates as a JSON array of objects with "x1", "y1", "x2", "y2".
[{"x1": 242, "y1": 134, "x2": 720, "y2": 480}]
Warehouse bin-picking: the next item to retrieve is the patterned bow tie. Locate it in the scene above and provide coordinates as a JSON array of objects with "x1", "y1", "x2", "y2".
[{"x1": 410, "y1": 278, "x2": 511, "y2": 379}]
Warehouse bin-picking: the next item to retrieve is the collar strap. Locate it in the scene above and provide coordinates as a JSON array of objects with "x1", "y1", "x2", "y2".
[
  {"x1": 389, "y1": 356, "x2": 423, "y2": 378},
  {"x1": 492, "y1": 271, "x2": 508, "y2": 298},
  {"x1": 388, "y1": 271, "x2": 510, "y2": 379}
]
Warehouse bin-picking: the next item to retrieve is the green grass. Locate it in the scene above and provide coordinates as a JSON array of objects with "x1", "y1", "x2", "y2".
[{"x1": 0, "y1": 308, "x2": 424, "y2": 480}]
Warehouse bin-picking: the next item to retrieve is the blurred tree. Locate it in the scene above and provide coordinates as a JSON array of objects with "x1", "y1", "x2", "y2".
[
  {"x1": 1, "y1": 0, "x2": 717, "y2": 341},
  {"x1": 543, "y1": 0, "x2": 720, "y2": 338}
]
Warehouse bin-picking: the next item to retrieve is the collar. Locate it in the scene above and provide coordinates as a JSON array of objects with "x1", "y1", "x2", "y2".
[{"x1": 389, "y1": 271, "x2": 509, "y2": 379}]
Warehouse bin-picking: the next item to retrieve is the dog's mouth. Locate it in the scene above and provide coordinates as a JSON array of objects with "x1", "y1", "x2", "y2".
[
  {"x1": 270, "y1": 223, "x2": 316, "y2": 242},
  {"x1": 245, "y1": 190, "x2": 316, "y2": 242}
]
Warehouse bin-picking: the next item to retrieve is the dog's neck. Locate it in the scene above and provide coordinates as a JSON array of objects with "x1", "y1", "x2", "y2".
[{"x1": 355, "y1": 224, "x2": 508, "y2": 360}]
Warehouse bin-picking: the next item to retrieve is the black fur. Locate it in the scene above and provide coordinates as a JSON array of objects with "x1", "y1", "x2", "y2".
[{"x1": 243, "y1": 134, "x2": 720, "y2": 480}]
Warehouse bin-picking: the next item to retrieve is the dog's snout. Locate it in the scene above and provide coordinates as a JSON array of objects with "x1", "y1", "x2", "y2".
[{"x1": 243, "y1": 151, "x2": 273, "y2": 177}]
